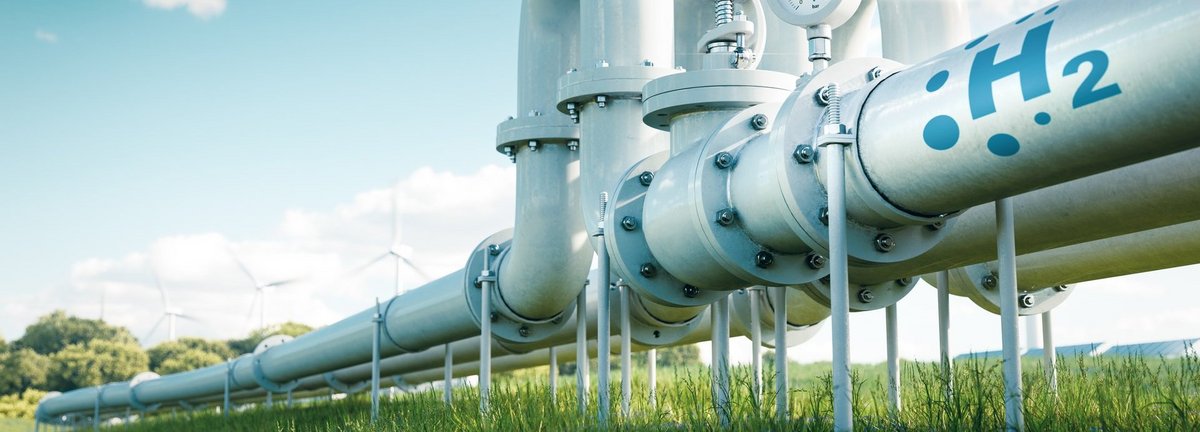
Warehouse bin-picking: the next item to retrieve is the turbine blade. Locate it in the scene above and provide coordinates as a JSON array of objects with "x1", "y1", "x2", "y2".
[
  {"x1": 391, "y1": 181, "x2": 401, "y2": 246},
  {"x1": 264, "y1": 277, "x2": 303, "y2": 288},
  {"x1": 150, "y1": 265, "x2": 170, "y2": 310},
  {"x1": 144, "y1": 315, "x2": 167, "y2": 343},
  {"x1": 399, "y1": 256, "x2": 431, "y2": 281},
  {"x1": 228, "y1": 247, "x2": 261, "y2": 287},
  {"x1": 176, "y1": 313, "x2": 204, "y2": 324},
  {"x1": 245, "y1": 291, "x2": 260, "y2": 326},
  {"x1": 344, "y1": 253, "x2": 390, "y2": 278}
]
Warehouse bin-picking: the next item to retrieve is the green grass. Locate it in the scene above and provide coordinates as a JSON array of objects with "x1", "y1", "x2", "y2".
[
  {"x1": 0, "y1": 418, "x2": 34, "y2": 432},
  {"x1": 44, "y1": 354, "x2": 1200, "y2": 431}
]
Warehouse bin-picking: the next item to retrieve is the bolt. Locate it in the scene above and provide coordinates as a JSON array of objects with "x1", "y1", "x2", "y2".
[
  {"x1": 638, "y1": 171, "x2": 654, "y2": 186},
  {"x1": 750, "y1": 114, "x2": 769, "y2": 130},
  {"x1": 639, "y1": 263, "x2": 658, "y2": 278},
  {"x1": 489, "y1": 312, "x2": 497, "y2": 322},
  {"x1": 926, "y1": 221, "x2": 945, "y2": 231},
  {"x1": 792, "y1": 145, "x2": 815, "y2": 164},
  {"x1": 682, "y1": 285, "x2": 700, "y2": 298},
  {"x1": 566, "y1": 103, "x2": 579, "y2": 124},
  {"x1": 504, "y1": 147, "x2": 515, "y2": 163},
  {"x1": 874, "y1": 233, "x2": 896, "y2": 252},
  {"x1": 652, "y1": 330, "x2": 661, "y2": 338},
  {"x1": 867, "y1": 67, "x2": 884, "y2": 81},
  {"x1": 621, "y1": 216, "x2": 639, "y2": 231},
  {"x1": 896, "y1": 277, "x2": 912, "y2": 286},
  {"x1": 597, "y1": 60, "x2": 609, "y2": 68},
  {"x1": 820, "y1": 276, "x2": 831, "y2": 285},
  {"x1": 596, "y1": 95, "x2": 608, "y2": 108},
  {"x1": 981, "y1": 274, "x2": 998, "y2": 290},
  {"x1": 858, "y1": 289, "x2": 875, "y2": 303},
  {"x1": 519, "y1": 326, "x2": 530, "y2": 337},
  {"x1": 1019, "y1": 295, "x2": 1036, "y2": 308},
  {"x1": 715, "y1": 208, "x2": 737, "y2": 226},
  {"x1": 674, "y1": 66, "x2": 686, "y2": 71},
  {"x1": 1053, "y1": 285, "x2": 1070, "y2": 292},
  {"x1": 566, "y1": 68, "x2": 577, "y2": 74},
  {"x1": 816, "y1": 84, "x2": 835, "y2": 105},
  {"x1": 714, "y1": 151, "x2": 735, "y2": 169},
  {"x1": 806, "y1": 253, "x2": 826, "y2": 270},
  {"x1": 567, "y1": 140, "x2": 579, "y2": 151},
  {"x1": 819, "y1": 207, "x2": 829, "y2": 226},
  {"x1": 488, "y1": 244, "x2": 500, "y2": 255},
  {"x1": 755, "y1": 251, "x2": 775, "y2": 268},
  {"x1": 528, "y1": 140, "x2": 539, "y2": 152},
  {"x1": 642, "y1": 59, "x2": 654, "y2": 66}
]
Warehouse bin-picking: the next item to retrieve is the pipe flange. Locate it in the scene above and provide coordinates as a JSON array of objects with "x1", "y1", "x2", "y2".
[
  {"x1": 623, "y1": 291, "x2": 707, "y2": 347},
  {"x1": 495, "y1": 115, "x2": 580, "y2": 154},
  {"x1": 322, "y1": 372, "x2": 368, "y2": 395},
  {"x1": 798, "y1": 275, "x2": 918, "y2": 312},
  {"x1": 692, "y1": 105, "x2": 827, "y2": 288},
  {"x1": 772, "y1": 58, "x2": 956, "y2": 266},
  {"x1": 251, "y1": 357, "x2": 300, "y2": 393},
  {"x1": 464, "y1": 229, "x2": 574, "y2": 344},
  {"x1": 556, "y1": 66, "x2": 679, "y2": 113},
  {"x1": 127, "y1": 372, "x2": 161, "y2": 412},
  {"x1": 943, "y1": 265, "x2": 1074, "y2": 315},
  {"x1": 731, "y1": 288, "x2": 825, "y2": 348},
  {"x1": 605, "y1": 152, "x2": 724, "y2": 307},
  {"x1": 641, "y1": 69, "x2": 798, "y2": 130}
]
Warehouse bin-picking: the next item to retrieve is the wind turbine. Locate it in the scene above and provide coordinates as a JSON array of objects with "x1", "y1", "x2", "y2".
[
  {"x1": 144, "y1": 266, "x2": 200, "y2": 343},
  {"x1": 347, "y1": 181, "x2": 430, "y2": 296},
  {"x1": 229, "y1": 248, "x2": 302, "y2": 331}
]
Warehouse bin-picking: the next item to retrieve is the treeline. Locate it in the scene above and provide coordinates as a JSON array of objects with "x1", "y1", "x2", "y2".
[{"x1": 0, "y1": 310, "x2": 312, "y2": 418}]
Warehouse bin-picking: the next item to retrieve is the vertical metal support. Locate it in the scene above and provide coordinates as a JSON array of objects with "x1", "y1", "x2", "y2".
[
  {"x1": 479, "y1": 249, "x2": 495, "y2": 414},
  {"x1": 287, "y1": 390, "x2": 293, "y2": 409},
  {"x1": 820, "y1": 82, "x2": 853, "y2": 431},
  {"x1": 34, "y1": 419, "x2": 39, "y2": 432},
  {"x1": 712, "y1": 294, "x2": 732, "y2": 427},
  {"x1": 885, "y1": 304, "x2": 901, "y2": 414},
  {"x1": 647, "y1": 348, "x2": 657, "y2": 409},
  {"x1": 1042, "y1": 311, "x2": 1058, "y2": 397},
  {"x1": 749, "y1": 288, "x2": 763, "y2": 406},
  {"x1": 443, "y1": 343, "x2": 453, "y2": 405},
  {"x1": 124, "y1": 408, "x2": 129, "y2": 429},
  {"x1": 773, "y1": 286, "x2": 789, "y2": 421},
  {"x1": 371, "y1": 299, "x2": 382, "y2": 424},
  {"x1": 596, "y1": 192, "x2": 611, "y2": 425},
  {"x1": 549, "y1": 346, "x2": 559, "y2": 404},
  {"x1": 996, "y1": 197, "x2": 1025, "y2": 431},
  {"x1": 937, "y1": 270, "x2": 953, "y2": 398},
  {"x1": 92, "y1": 388, "x2": 100, "y2": 432},
  {"x1": 619, "y1": 283, "x2": 632, "y2": 417},
  {"x1": 576, "y1": 281, "x2": 590, "y2": 414},
  {"x1": 223, "y1": 361, "x2": 232, "y2": 419},
  {"x1": 267, "y1": 392, "x2": 272, "y2": 408}
]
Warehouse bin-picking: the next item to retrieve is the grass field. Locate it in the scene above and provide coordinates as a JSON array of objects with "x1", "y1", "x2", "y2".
[{"x1": 31, "y1": 354, "x2": 1200, "y2": 431}]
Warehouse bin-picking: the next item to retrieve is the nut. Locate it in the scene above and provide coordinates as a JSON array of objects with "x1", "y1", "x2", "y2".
[
  {"x1": 858, "y1": 289, "x2": 875, "y2": 303},
  {"x1": 715, "y1": 208, "x2": 737, "y2": 226},
  {"x1": 926, "y1": 221, "x2": 945, "y2": 231},
  {"x1": 519, "y1": 326, "x2": 531, "y2": 337},
  {"x1": 750, "y1": 114, "x2": 769, "y2": 130},
  {"x1": 714, "y1": 151, "x2": 735, "y2": 169},
  {"x1": 981, "y1": 274, "x2": 998, "y2": 290},
  {"x1": 682, "y1": 285, "x2": 700, "y2": 298},
  {"x1": 621, "y1": 216, "x2": 639, "y2": 231},
  {"x1": 874, "y1": 233, "x2": 896, "y2": 252},
  {"x1": 1053, "y1": 285, "x2": 1069, "y2": 292},
  {"x1": 639, "y1": 263, "x2": 658, "y2": 278},
  {"x1": 1019, "y1": 295, "x2": 1036, "y2": 308},
  {"x1": 867, "y1": 67, "x2": 884, "y2": 81},
  {"x1": 792, "y1": 145, "x2": 816, "y2": 164},
  {"x1": 895, "y1": 277, "x2": 912, "y2": 286},
  {"x1": 806, "y1": 253, "x2": 827, "y2": 270},
  {"x1": 819, "y1": 207, "x2": 829, "y2": 226},
  {"x1": 755, "y1": 251, "x2": 775, "y2": 269},
  {"x1": 638, "y1": 171, "x2": 654, "y2": 186}
]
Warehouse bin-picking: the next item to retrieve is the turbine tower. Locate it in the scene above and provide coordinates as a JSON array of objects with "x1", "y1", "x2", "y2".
[
  {"x1": 144, "y1": 265, "x2": 199, "y2": 343},
  {"x1": 347, "y1": 181, "x2": 430, "y2": 296},
  {"x1": 229, "y1": 247, "x2": 302, "y2": 331}
]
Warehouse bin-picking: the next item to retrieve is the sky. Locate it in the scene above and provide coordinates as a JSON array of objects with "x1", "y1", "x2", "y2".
[{"x1": 2, "y1": 0, "x2": 1198, "y2": 369}]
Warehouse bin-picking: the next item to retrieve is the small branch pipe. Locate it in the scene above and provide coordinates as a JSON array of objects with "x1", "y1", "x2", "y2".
[
  {"x1": 877, "y1": 0, "x2": 968, "y2": 63},
  {"x1": 858, "y1": 0, "x2": 1200, "y2": 217},
  {"x1": 832, "y1": 0, "x2": 879, "y2": 61}
]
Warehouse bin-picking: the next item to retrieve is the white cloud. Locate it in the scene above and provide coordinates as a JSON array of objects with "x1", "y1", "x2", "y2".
[
  {"x1": 34, "y1": 30, "x2": 58, "y2": 44},
  {"x1": 142, "y1": 0, "x2": 227, "y2": 20},
  {"x1": 10, "y1": 164, "x2": 515, "y2": 347}
]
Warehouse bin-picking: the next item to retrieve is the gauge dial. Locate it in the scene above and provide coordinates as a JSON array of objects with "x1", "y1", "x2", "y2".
[{"x1": 765, "y1": 0, "x2": 861, "y2": 28}]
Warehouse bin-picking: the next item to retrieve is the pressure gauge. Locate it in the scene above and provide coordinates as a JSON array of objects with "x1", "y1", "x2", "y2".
[{"x1": 765, "y1": 0, "x2": 862, "y2": 28}]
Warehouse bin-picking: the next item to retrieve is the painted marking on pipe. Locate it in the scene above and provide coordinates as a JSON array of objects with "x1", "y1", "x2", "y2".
[{"x1": 920, "y1": 4, "x2": 1121, "y2": 157}]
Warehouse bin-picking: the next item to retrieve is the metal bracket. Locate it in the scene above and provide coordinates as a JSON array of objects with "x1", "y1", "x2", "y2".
[
  {"x1": 252, "y1": 357, "x2": 300, "y2": 393},
  {"x1": 323, "y1": 373, "x2": 369, "y2": 395}
]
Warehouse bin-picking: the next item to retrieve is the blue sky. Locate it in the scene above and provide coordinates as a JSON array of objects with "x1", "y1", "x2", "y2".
[{"x1": 2, "y1": 0, "x2": 1198, "y2": 365}]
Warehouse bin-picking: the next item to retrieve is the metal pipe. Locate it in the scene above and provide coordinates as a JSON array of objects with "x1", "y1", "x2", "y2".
[
  {"x1": 619, "y1": 284, "x2": 632, "y2": 417},
  {"x1": 749, "y1": 287, "x2": 763, "y2": 406},
  {"x1": 711, "y1": 295, "x2": 731, "y2": 427},
  {"x1": 773, "y1": 286, "x2": 788, "y2": 420},
  {"x1": 877, "y1": 0, "x2": 968, "y2": 63},
  {"x1": 549, "y1": 346, "x2": 558, "y2": 404},
  {"x1": 885, "y1": 304, "x2": 900, "y2": 414},
  {"x1": 937, "y1": 270, "x2": 952, "y2": 397},
  {"x1": 832, "y1": 0, "x2": 879, "y2": 61},
  {"x1": 443, "y1": 344, "x2": 452, "y2": 404},
  {"x1": 576, "y1": 281, "x2": 589, "y2": 414},
  {"x1": 858, "y1": 0, "x2": 1200, "y2": 218},
  {"x1": 596, "y1": 192, "x2": 611, "y2": 425},
  {"x1": 996, "y1": 198, "x2": 1024, "y2": 431},
  {"x1": 479, "y1": 251, "x2": 494, "y2": 413},
  {"x1": 370, "y1": 302, "x2": 381, "y2": 423},
  {"x1": 823, "y1": 81, "x2": 853, "y2": 430},
  {"x1": 1042, "y1": 312, "x2": 1058, "y2": 396},
  {"x1": 647, "y1": 348, "x2": 657, "y2": 409}
]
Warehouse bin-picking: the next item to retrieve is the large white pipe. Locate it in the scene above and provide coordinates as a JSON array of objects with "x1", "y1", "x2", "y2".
[
  {"x1": 832, "y1": 0, "x2": 879, "y2": 61},
  {"x1": 877, "y1": 0, "x2": 969, "y2": 63}
]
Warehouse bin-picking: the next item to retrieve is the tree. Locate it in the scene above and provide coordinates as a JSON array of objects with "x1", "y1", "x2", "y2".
[
  {"x1": 148, "y1": 337, "x2": 236, "y2": 372},
  {"x1": 0, "y1": 388, "x2": 46, "y2": 420},
  {"x1": 227, "y1": 322, "x2": 314, "y2": 354},
  {"x1": 157, "y1": 350, "x2": 224, "y2": 375},
  {"x1": 47, "y1": 340, "x2": 148, "y2": 391},
  {"x1": 0, "y1": 348, "x2": 50, "y2": 395},
  {"x1": 654, "y1": 343, "x2": 702, "y2": 368},
  {"x1": 15, "y1": 310, "x2": 136, "y2": 355}
]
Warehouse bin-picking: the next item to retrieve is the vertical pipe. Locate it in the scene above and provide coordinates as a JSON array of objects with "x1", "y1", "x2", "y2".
[
  {"x1": 773, "y1": 286, "x2": 789, "y2": 421},
  {"x1": 92, "y1": 390, "x2": 99, "y2": 432},
  {"x1": 712, "y1": 295, "x2": 731, "y2": 427},
  {"x1": 749, "y1": 288, "x2": 763, "y2": 406},
  {"x1": 266, "y1": 392, "x2": 272, "y2": 409},
  {"x1": 936, "y1": 271, "x2": 953, "y2": 397},
  {"x1": 885, "y1": 305, "x2": 900, "y2": 414},
  {"x1": 576, "y1": 282, "x2": 589, "y2": 414},
  {"x1": 223, "y1": 362, "x2": 231, "y2": 419},
  {"x1": 996, "y1": 198, "x2": 1024, "y2": 432},
  {"x1": 619, "y1": 284, "x2": 632, "y2": 417},
  {"x1": 647, "y1": 348, "x2": 657, "y2": 409},
  {"x1": 549, "y1": 346, "x2": 558, "y2": 404},
  {"x1": 1042, "y1": 312, "x2": 1058, "y2": 397},
  {"x1": 287, "y1": 390, "x2": 293, "y2": 409},
  {"x1": 596, "y1": 192, "x2": 611, "y2": 425},
  {"x1": 825, "y1": 97, "x2": 853, "y2": 431},
  {"x1": 443, "y1": 344, "x2": 453, "y2": 405},
  {"x1": 370, "y1": 302, "x2": 382, "y2": 423},
  {"x1": 479, "y1": 251, "x2": 494, "y2": 414}
]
